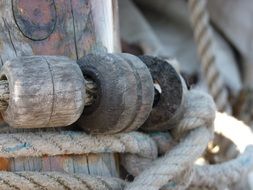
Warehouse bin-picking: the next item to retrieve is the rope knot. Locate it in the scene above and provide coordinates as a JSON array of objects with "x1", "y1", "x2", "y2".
[{"x1": 173, "y1": 90, "x2": 216, "y2": 137}]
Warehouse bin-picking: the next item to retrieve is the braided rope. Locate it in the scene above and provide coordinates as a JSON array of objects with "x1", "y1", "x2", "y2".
[{"x1": 188, "y1": 0, "x2": 231, "y2": 113}]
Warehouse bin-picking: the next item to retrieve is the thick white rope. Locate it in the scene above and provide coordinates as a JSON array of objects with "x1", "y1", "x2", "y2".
[
  {"x1": 0, "y1": 89, "x2": 215, "y2": 190},
  {"x1": 192, "y1": 146, "x2": 253, "y2": 189},
  {"x1": 123, "y1": 115, "x2": 253, "y2": 189},
  {"x1": 188, "y1": 113, "x2": 253, "y2": 189},
  {"x1": 125, "y1": 90, "x2": 216, "y2": 190},
  {"x1": 0, "y1": 90, "x2": 252, "y2": 190},
  {"x1": 5, "y1": 89, "x2": 241, "y2": 190},
  {"x1": 188, "y1": 0, "x2": 231, "y2": 113},
  {"x1": 0, "y1": 172, "x2": 126, "y2": 190},
  {"x1": 124, "y1": 92, "x2": 253, "y2": 190},
  {"x1": 0, "y1": 131, "x2": 157, "y2": 160},
  {"x1": 186, "y1": 1, "x2": 253, "y2": 188},
  {"x1": 155, "y1": 113, "x2": 253, "y2": 189}
]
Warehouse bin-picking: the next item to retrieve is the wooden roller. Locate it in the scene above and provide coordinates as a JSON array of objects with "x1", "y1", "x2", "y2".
[
  {"x1": 76, "y1": 53, "x2": 154, "y2": 134},
  {"x1": 0, "y1": 56, "x2": 86, "y2": 128},
  {"x1": 139, "y1": 56, "x2": 186, "y2": 131},
  {"x1": 0, "y1": 54, "x2": 185, "y2": 133},
  {"x1": 76, "y1": 53, "x2": 185, "y2": 133}
]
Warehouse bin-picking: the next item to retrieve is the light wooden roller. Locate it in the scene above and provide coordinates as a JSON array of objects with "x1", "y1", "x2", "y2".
[{"x1": 0, "y1": 56, "x2": 86, "y2": 128}]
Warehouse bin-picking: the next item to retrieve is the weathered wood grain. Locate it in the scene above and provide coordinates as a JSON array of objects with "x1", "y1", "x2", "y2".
[
  {"x1": 0, "y1": 154, "x2": 119, "y2": 177},
  {"x1": 0, "y1": 75, "x2": 95, "y2": 111},
  {"x1": 0, "y1": 0, "x2": 33, "y2": 63},
  {"x1": 0, "y1": 56, "x2": 85, "y2": 128}
]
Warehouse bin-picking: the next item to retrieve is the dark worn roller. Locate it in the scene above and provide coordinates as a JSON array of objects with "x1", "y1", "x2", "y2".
[
  {"x1": 116, "y1": 53, "x2": 154, "y2": 132},
  {"x1": 76, "y1": 53, "x2": 154, "y2": 134},
  {"x1": 0, "y1": 56, "x2": 86, "y2": 128},
  {"x1": 138, "y1": 56, "x2": 184, "y2": 131}
]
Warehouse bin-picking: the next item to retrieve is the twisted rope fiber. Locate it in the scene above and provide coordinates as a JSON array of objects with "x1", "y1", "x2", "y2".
[
  {"x1": 191, "y1": 146, "x2": 253, "y2": 189},
  {"x1": 0, "y1": 172, "x2": 126, "y2": 190},
  {"x1": 124, "y1": 92, "x2": 253, "y2": 189},
  {"x1": 163, "y1": 113, "x2": 253, "y2": 189},
  {"x1": 0, "y1": 131, "x2": 157, "y2": 160},
  {"x1": 0, "y1": 89, "x2": 215, "y2": 190},
  {"x1": 0, "y1": 90, "x2": 252, "y2": 189},
  {"x1": 122, "y1": 90, "x2": 215, "y2": 178},
  {"x1": 188, "y1": 0, "x2": 231, "y2": 113},
  {"x1": 189, "y1": 113, "x2": 253, "y2": 189},
  {"x1": 186, "y1": 1, "x2": 253, "y2": 188},
  {"x1": 125, "y1": 90, "x2": 216, "y2": 190}
]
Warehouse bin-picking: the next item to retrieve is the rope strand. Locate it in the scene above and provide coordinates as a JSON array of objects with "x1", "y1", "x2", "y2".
[{"x1": 188, "y1": 0, "x2": 231, "y2": 113}]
